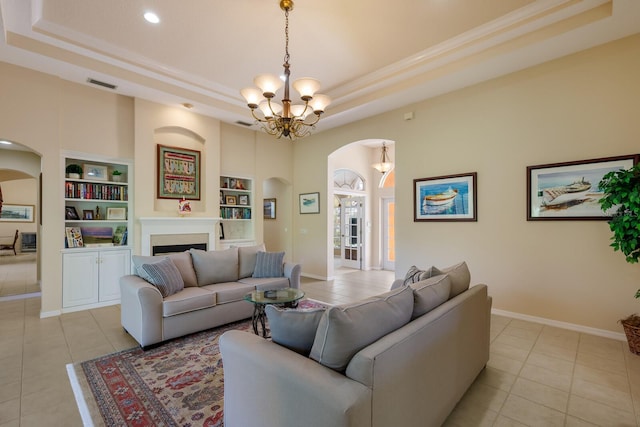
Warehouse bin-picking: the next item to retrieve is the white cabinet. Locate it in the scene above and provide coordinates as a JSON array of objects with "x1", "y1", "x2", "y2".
[{"x1": 62, "y1": 248, "x2": 131, "y2": 310}]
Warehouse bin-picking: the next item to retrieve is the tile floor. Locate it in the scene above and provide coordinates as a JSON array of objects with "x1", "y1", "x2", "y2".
[
  {"x1": 0, "y1": 254, "x2": 39, "y2": 298},
  {"x1": 0, "y1": 263, "x2": 639, "y2": 426}
]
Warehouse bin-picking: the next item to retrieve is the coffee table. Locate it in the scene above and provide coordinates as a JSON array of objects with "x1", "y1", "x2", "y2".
[{"x1": 243, "y1": 288, "x2": 305, "y2": 337}]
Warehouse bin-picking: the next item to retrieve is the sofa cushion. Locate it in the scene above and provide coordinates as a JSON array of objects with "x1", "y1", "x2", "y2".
[
  {"x1": 238, "y1": 276, "x2": 289, "y2": 290},
  {"x1": 432, "y1": 261, "x2": 470, "y2": 298},
  {"x1": 403, "y1": 265, "x2": 433, "y2": 286},
  {"x1": 139, "y1": 258, "x2": 184, "y2": 297},
  {"x1": 266, "y1": 305, "x2": 326, "y2": 356},
  {"x1": 252, "y1": 251, "x2": 285, "y2": 278},
  {"x1": 237, "y1": 243, "x2": 266, "y2": 279},
  {"x1": 309, "y1": 285, "x2": 413, "y2": 371},
  {"x1": 190, "y1": 247, "x2": 239, "y2": 285},
  {"x1": 162, "y1": 287, "x2": 216, "y2": 317},
  {"x1": 410, "y1": 274, "x2": 451, "y2": 319},
  {"x1": 201, "y1": 282, "x2": 254, "y2": 304},
  {"x1": 132, "y1": 253, "x2": 198, "y2": 288}
]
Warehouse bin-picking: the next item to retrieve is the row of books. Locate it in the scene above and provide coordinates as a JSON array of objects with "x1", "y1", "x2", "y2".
[
  {"x1": 65, "y1": 226, "x2": 128, "y2": 248},
  {"x1": 220, "y1": 207, "x2": 251, "y2": 220},
  {"x1": 65, "y1": 182, "x2": 128, "y2": 201}
]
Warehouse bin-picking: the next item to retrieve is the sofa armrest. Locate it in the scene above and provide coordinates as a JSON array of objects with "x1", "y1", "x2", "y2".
[
  {"x1": 284, "y1": 262, "x2": 301, "y2": 288},
  {"x1": 220, "y1": 330, "x2": 371, "y2": 427},
  {"x1": 119, "y1": 275, "x2": 164, "y2": 348}
]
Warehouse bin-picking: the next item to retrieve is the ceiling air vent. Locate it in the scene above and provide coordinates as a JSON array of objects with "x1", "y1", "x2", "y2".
[
  {"x1": 87, "y1": 78, "x2": 117, "y2": 90},
  {"x1": 235, "y1": 121, "x2": 253, "y2": 127}
]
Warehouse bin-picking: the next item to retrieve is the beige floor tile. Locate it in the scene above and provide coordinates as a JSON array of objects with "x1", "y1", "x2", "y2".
[
  {"x1": 571, "y1": 378, "x2": 634, "y2": 413},
  {"x1": 488, "y1": 352, "x2": 524, "y2": 376},
  {"x1": 0, "y1": 419, "x2": 20, "y2": 427},
  {"x1": 510, "y1": 377, "x2": 569, "y2": 412},
  {"x1": 564, "y1": 415, "x2": 599, "y2": 426},
  {"x1": 493, "y1": 415, "x2": 528, "y2": 426},
  {"x1": 443, "y1": 403, "x2": 498, "y2": 427},
  {"x1": 475, "y1": 366, "x2": 517, "y2": 392},
  {"x1": 499, "y1": 394, "x2": 565, "y2": 426},
  {"x1": 519, "y1": 364, "x2": 573, "y2": 392},
  {"x1": 567, "y1": 394, "x2": 637, "y2": 426},
  {"x1": 457, "y1": 381, "x2": 508, "y2": 413},
  {"x1": 532, "y1": 340, "x2": 578, "y2": 362},
  {"x1": 493, "y1": 333, "x2": 536, "y2": 352},
  {"x1": 0, "y1": 381, "x2": 20, "y2": 405},
  {"x1": 526, "y1": 351, "x2": 575, "y2": 376},
  {"x1": 577, "y1": 350, "x2": 628, "y2": 375},
  {"x1": 578, "y1": 335, "x2": 626, "y2": 361},
  {"x1": 573, "y1": 364, "x2": 630, "y2": 393},
  {"x1": 0, "y1": 398, "x2": 20, "y2": 424},
  {"x1": 490, "y1": 341, "x2": 531, "y2": 362}
]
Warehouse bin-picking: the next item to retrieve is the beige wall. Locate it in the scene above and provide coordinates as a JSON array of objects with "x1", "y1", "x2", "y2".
[{"x1": 295, "y1": 34, "x2": 640, "y2": 334}]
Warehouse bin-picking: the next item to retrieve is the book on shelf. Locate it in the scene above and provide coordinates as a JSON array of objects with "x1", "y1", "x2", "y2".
[{"x1": 65, "y1": 227, "x2": 84, "y2": 248}]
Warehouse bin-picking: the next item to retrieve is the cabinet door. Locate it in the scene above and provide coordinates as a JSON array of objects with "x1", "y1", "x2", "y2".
[
  {"x1": 63, "y1": 252, "x2": 99, "y2": 307},
  {"x1": 99, "y1": 249, "x2": 131, "y2": 301}
]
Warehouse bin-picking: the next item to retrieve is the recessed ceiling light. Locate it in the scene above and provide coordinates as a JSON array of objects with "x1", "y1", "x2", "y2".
[
  {"x1": 144, "y1": 11, "x2": 160, "y2": 24},
  {"x1": 182, "y1": 103, "x2": 194, "y2": 109},
  {"x1": 0, "y1": 140, "x2": 12, "y2": 145}
]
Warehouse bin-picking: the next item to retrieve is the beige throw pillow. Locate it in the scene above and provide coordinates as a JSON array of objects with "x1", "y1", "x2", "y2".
[
  {"x1": 189, "y1": 247, "x2": 239, "y2": 285},
  {"x1": 410, "y1": 274, "x2": 451, "y2": 319},
  {"x1": 266, "y1": 305, "x2": 326, "y2": 356},
  {"x1": 237, "y1": 243, "x2": 266, "y2": 279},
  {"x1": 309, "y1": 285, "x2": 413, "y2": 372},
  {"x1": 432, "y1": 261, "x2": 470, "y2": 298}
]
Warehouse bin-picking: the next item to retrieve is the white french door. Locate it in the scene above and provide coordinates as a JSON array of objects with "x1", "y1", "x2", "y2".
[{"x1": 340, "y1": 196, "x2": 364, "y2": 269}]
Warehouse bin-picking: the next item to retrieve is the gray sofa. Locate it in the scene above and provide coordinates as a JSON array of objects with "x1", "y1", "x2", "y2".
[
  {"x1": 220, "y1": 263, "x2": 491, "y2": 427},
  {"x1": 120, "y1": 245, "x2": 301, "y2": 348}
]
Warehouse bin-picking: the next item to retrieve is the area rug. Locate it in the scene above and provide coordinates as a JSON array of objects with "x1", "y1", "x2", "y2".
[{"x1": 66, "y1": 299, "x2": 326, "y2": 427}]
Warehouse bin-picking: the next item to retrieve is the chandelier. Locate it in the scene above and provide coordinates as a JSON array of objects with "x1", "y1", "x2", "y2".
[
  {"x1": 372, "y1": 142, "x2": 393, "y2": 173},
  {"x1": 240, "y1": 0, "x2": 331, "y2": 140}
]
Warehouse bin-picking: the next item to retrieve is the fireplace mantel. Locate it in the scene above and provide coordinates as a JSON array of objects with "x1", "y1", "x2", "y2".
[{"x1": 139, "y1": 217, "x2": 220, "y2": 256}]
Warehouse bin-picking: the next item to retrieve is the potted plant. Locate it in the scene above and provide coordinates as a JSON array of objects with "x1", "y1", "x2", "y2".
[
  {"x1": 111, "y1": 170, "x2": 123, "y2": 182},
  {"x1": 598, "y1": 162, "x2": 640, "y2": 354},
  {"x1": 65, "y1": 164, "x2": 83, "y2": 179}
]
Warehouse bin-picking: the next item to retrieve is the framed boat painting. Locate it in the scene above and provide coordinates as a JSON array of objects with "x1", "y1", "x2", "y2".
[
  {"x1": 414, "y1": 172, "x2": 477, "y2": 222},
  {"x1": 527, "y1": 154, "x2": 639, "y2": 221}
]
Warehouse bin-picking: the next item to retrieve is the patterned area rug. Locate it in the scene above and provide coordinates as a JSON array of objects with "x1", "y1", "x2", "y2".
[{"x1": 66, "y1": 299, "x2": 326, "y2": 427}]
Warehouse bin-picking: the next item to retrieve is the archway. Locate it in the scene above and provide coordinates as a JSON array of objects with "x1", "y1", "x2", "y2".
[{"x1": 0, "y1": 139, "x2": 42, "y2": 300}]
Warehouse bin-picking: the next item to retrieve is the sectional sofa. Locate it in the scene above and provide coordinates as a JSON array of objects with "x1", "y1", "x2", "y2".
[
  {"x1": 220, "y1": 262, "x2": 491, "y2": 427},
  {"x1": 119, "y1": 244, "x2": 301, "y2": 348}
]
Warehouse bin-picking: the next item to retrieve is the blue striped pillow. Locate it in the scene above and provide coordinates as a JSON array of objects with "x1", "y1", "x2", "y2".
[
  {"x1": 141, "y1": 258, "x2": 184, "y2": 297},
  {"x1": 252, "y1": 251, "x2": 285, "y2": 278}
]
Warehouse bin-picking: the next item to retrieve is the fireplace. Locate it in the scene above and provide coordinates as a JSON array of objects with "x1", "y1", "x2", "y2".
[{"x1": 139, "y1": 217, "x2": 220, "y2": 256}]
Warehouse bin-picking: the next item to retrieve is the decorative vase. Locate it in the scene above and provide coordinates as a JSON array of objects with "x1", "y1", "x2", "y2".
[
  {"x1": 112, "y1": 174, "x2": 122, "y2": 182},
  {"x1": 68, "y1": 173, "x2": 80, "y2": 179}
]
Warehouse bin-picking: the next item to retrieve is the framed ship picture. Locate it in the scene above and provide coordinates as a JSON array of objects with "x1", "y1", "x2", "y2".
[
  {"x1": 527, "y1": 154, "x2": 639, "y2": 220},
  {"x1": 414, "y1": 173, "x2": 477, "y2": 222}
]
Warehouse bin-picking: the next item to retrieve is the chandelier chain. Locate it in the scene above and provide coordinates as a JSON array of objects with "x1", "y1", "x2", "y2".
[{"x1": 284, "y1": 9, "x2": 290, "y2": 65}]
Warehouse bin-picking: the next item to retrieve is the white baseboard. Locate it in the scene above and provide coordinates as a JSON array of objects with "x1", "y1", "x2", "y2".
[
  {"x1": 492, "y1": 308, "x2": 626, "y2": 342},
  {"x1": 40, "y1": 309, "x2": 62, "y2": 318},
  {"x1": 301, "y1": 273, "x2": 329, "y2": 281}
]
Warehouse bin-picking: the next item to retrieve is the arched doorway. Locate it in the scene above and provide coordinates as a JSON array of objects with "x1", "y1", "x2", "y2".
[{"x1": 0, "y1": 140, "x2": 41, "y2": 300}]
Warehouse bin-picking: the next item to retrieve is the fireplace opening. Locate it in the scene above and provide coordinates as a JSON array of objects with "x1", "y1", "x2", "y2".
[{"x1": 153, "y1": 243, "x2": 207, "y2": 255}]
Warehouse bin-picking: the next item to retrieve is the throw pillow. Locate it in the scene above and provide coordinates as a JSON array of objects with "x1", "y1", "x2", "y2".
[
  {"x1": 265, "y1": 305, "x2": 326, "y2": 356},
  {"x1": 309, "y1": 285, "x2": 414, "y2": 372},
  {"x1": 132, "y1": 255, "x2": 167, "y2": 282},
  {"x1": 140, "y1": 257, "x2": 184, "y2": 297},
  {"x1": 432, "y1": 261, "x2": 470, "y2": 298},
  {"x1": 167, "y1": 251, "x2": 198, "y2": 287},
  {"x1": 252, "y1": 251, "x2": 285, "y2": 278},
  {"x1": 190, "y1": 247, "x2": 239, "y2": 285},
  {"x1": 410, "y1": 274, "x2": 451, "y2": 319},
  {"x1": 237, "y1": 243, "x2": 266, "y2": 279},
  {"x1": 403, "y1": 265, "x2": 433, "y2": 286}
]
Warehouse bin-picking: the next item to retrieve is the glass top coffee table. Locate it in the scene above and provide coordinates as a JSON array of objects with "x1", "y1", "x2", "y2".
[{"x1": 244, "y1": 288, "x2": 305, "y2": 337}]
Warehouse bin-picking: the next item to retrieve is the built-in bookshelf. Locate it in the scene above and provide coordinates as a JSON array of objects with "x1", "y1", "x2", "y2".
[
  {"x1": 61, "y1": 151, "x2": 133, "y2": 312},
  {"x1": 219, "y1": 175, "x2": 255, "y2": 248}
]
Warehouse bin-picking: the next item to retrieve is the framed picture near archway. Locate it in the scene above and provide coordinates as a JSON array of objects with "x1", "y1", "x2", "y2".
[
  {"x1": 264, "y1": 198, "x2": 276, "y2": 219},
  {"x1": 157, "y1": 145, "x2": 201, "y2": 200},
  {"x1": 299, "y1": 192, "x2": 320, "y2": 214},
  {"x1": 0, "y1": 204, "x2": 35, "y2": 222}
]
